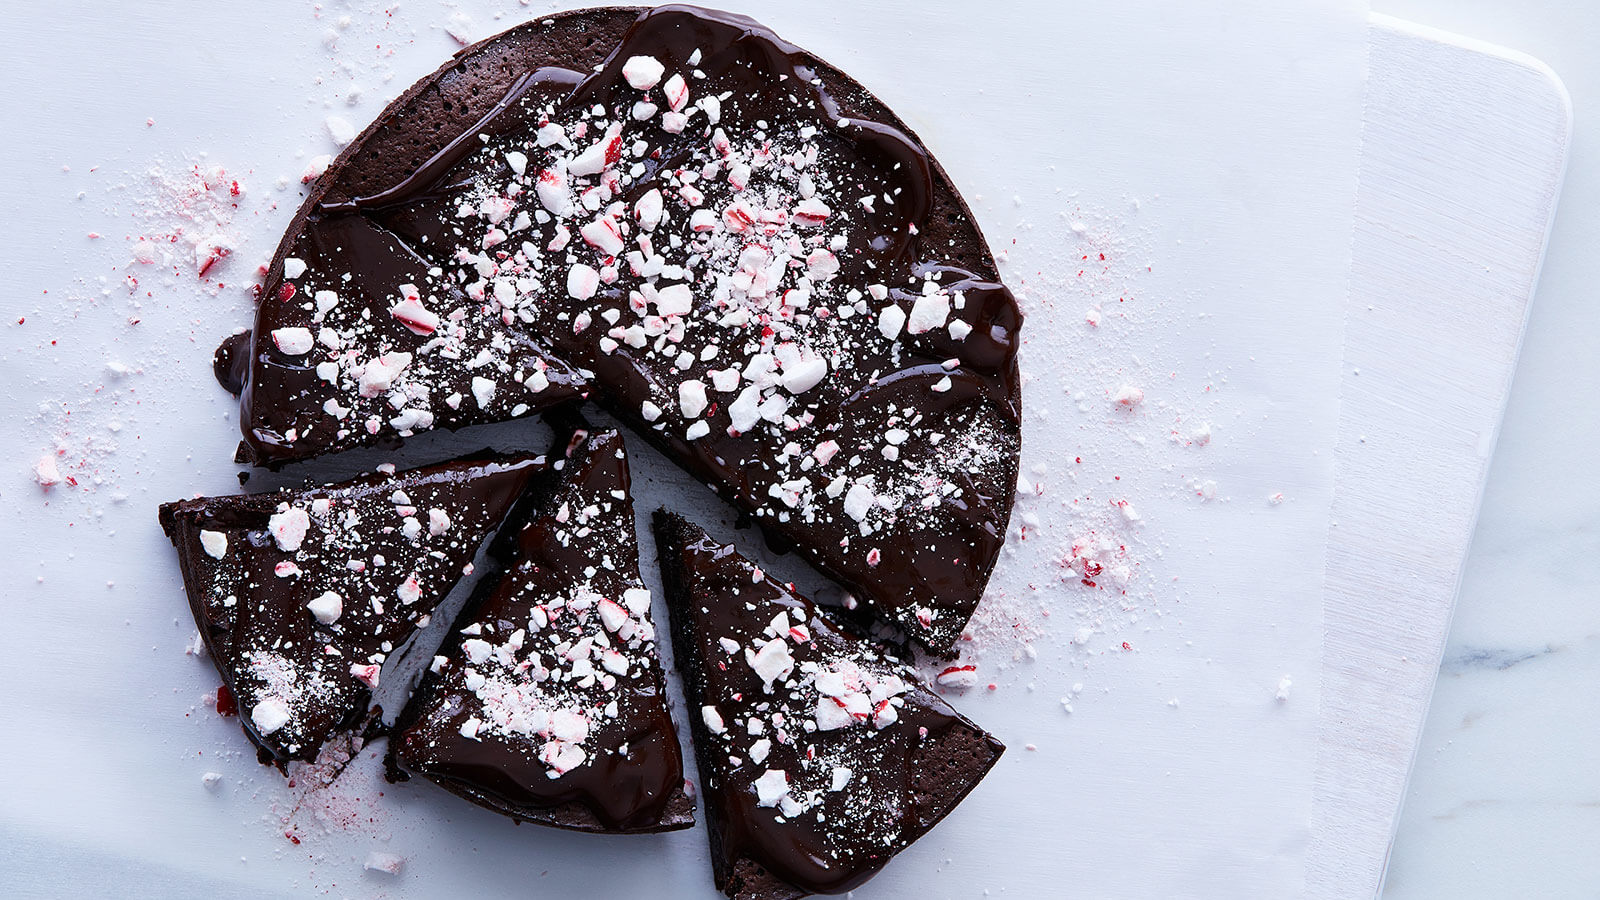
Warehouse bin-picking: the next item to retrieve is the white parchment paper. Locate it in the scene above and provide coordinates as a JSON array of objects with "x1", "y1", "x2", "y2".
[{"x1": 0, "y1": 1, "x2": 1365, "y2": 896}]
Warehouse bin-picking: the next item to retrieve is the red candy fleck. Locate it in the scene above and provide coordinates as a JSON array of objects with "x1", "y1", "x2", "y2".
[{"x1": 215, "y1": 684, "x2": 238, "y2": 716}]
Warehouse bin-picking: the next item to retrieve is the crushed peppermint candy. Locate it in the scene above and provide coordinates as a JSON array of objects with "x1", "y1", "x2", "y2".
[
  {"x1": 33, "y1": 455, "x2": 62, "y2": 488},
  {"x1": 402, "y1": 436, "x2": 669, "y2": 786},
  {"x1": 252, "y1": 37, "x2": 1017, "y2": 648},
  {"x1": 171, "y1": 458, "x2": 539, "y2": 760}
]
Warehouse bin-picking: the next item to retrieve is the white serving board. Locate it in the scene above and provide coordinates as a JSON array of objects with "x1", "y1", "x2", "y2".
[{"x1": 1312, "y1": 14, "x2": 1571, "y2": 900}]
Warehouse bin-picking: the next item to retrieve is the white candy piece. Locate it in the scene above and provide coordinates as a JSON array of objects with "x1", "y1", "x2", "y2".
[
  {"x1": 301, "y1": 154, "x2": 332, "y2": 183},
  {"x1": 201, "y1": 771, "x2": 224, "y2": 790},
  {"x1": 697, "y1": 94, "x2": 721, "y2": 123},
  {"x1": 1114, "y1": 385, "x2": 1145, "y2": 406},
  {"x1": 568, "y1": 125, "x2": 621, "y2": 177},
  {"x1": 32, "y1": 455, "x2": 61, "y2": 488},
  {"x1": 363, "y1": 852, "x2": 405, "y2": 875},
  {"x1": 843, "y1": 483, "x2": 876, "y2": 522},
  {"x1": 679, "y1": 379, "x2": 708, "y2": 418},
  {"x1": 536, "y1": 121, "x2": 567, "y2": 147},
  {"x1": 397, "y1": 574, "x2": 423, "y2": 605},
  {"x1": 805, "y1": 248, "x2": 839, "y2": 280},
  {"x1": 315, "y1": 289, "x2": 341, "y2": 316},
  {"x1": 267, "y1": 507, "x2": 310, "y2": 552},
  {"x1": 462, "y1": 638, "x2": 492, "y2": 666},
  {"x1": 390, "y1": 296, "x2": 439, "y2": 335},
  {"x1": 623, "y1": 587, "x2": 652, "y2": 615},
  {"x1": 271, "y1": 327, "x2": 315, "y2": 356},
  {"x1": 471, "y1": 376, "x2": 497, "y2": 409},
  {"x1": 878, "y1": 305, "x2": 906, "y2": 341},
  {"x1": 348, "y1": 662, "x2": 381, "y2": 689},
  {"x1": 551, "y1": 709, "x2": 589, "y2": 743},
  {"x1": 567, "y1": 263, "x2": 600, "y2": 300},
  {"x1": 357, "y1": 352, "x2": 412, "y2": 398},
  {"x1": 622, "y1": 55, "x2": 665, "y2": 90},
  {"x1": 662, "y1": 73, "x2": 689, "y2": 112},
  {"x1": 325, "y1": 115, "x2": 356, "y2": 147},
  {"x1": 655, "y1": 283, "x2": 693, "y2": 317},
  {"x1": 536, "y1": 164, "x2": 571, "y2": 216},
  {"x1": 597, "y1": 597, "x2": 629, "y2": 633},
  {"x1": 701, "y1": 705, "x2": 726, "y2": 734},
  {"x1": 907, "y1": 291, "x2": 951, "y2": 334},
  {"x1": 199, "y1": 530, "x2": 228, "y2": 559},
  {"x1": 580, "y1": 215, "x2": 625, "y2": 255},
  {"x1": 250, "y1": 698, "x2": 292, "y2": 735},
  {"x1": 830, "y1": 766, "x2": 853, "y2": 792},
  {"x1": 727, "y1": 386, "x2": 762, "y2": 434},
  {"x1": 540, "y1": 740, "x2": 587, "y2": 775},
  {"x1": 935, "y1": 665, "x2": 979, "y2": 690},
  {"x1": 780, "y1": 356, "x2": 827, "y2": 394},
  {"x1": 746, "y1": 639, "x2": 794, "y2": 689},
  {"x1": 282, "y1": 257, "x2": 307, "y2": 279},
  {"x1": 792, "y1": 197, "x2": 830, "y2": 225},
  {"x1": 634, "y1": 188, "x2": 665, "y2": 231},
  {"x1": 428, "y1": 508, "x2": 450, "y2": 536},
  {"x1": 752, "y1": 769, "x2": 789, "y2": 808},
  {"x1": 306, "y1": 591, "x2": 343, "y2": 624}
]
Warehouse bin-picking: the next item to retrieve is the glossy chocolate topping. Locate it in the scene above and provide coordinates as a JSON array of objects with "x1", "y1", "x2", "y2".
[
  {"x1": 240, "y1": 5, "x2": 1021, "y2": 653},
  {"x1": 391, "y1": 429, "x2": 691, "y2": 833},
  {"x1": 158, "y1": 452, "x2": 548, "y2": 765},
  {"x1": 653, "y1": 511, "x2": 1004, "y2": 898}
]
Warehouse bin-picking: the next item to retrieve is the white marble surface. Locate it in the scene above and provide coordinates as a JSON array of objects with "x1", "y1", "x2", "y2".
[{"x1": 1370, "y1": 1, "x2": 1600, "y2": 896}]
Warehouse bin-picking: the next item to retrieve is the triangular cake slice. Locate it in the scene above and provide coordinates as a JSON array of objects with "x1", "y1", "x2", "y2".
[
  {"x1": 652, "y1": 511, "x2": 1004, "y2": 899},
  {"x1": 390, "y1": 429, "x2": 692, "y2": 833},
  {"x1": 214, "y1": 125, "x2": 589, "y2": 468},
  {"x1": 159, "y1": 451, "x2": 549, "y2": 765}
]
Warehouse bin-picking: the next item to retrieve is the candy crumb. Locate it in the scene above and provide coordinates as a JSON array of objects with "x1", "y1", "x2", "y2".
[{"x1": 363, "y1": 851, "x2": 405, "y2": 875}]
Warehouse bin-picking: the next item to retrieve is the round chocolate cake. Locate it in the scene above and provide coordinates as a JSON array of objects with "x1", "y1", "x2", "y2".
[
  {"x1": 178, "y1": 6, "x2": 1019, "y2": 896},
  {"x1": 219, "y1": 4, "x2": 1021, "y2": 657}
]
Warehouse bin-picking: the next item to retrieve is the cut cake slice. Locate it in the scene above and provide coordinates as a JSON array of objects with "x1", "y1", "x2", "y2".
[
  {"x1": 652, "y1": 510, "x2": 1004, "y2": 899},
  {"x1": 159, "y1": 451, "x2": 549, "y2": 765},
  {"x1": 390, "y1": 429, "x2": 692, "y2": 833}
]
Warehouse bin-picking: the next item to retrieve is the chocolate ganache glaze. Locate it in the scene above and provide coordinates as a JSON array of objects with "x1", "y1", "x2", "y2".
[
  {"x1": 389, "y1": 428, "x2": 692, "y2": 833},
  {"x1": 653, "y1": 511, "x2": 1004, "y2": 899},
  {"x1": 158, "y1": 451, "x2": 550, "y2": 766},
  {"x1": 220, "y1": 5, "x2": 1021, "y2": 654}
]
